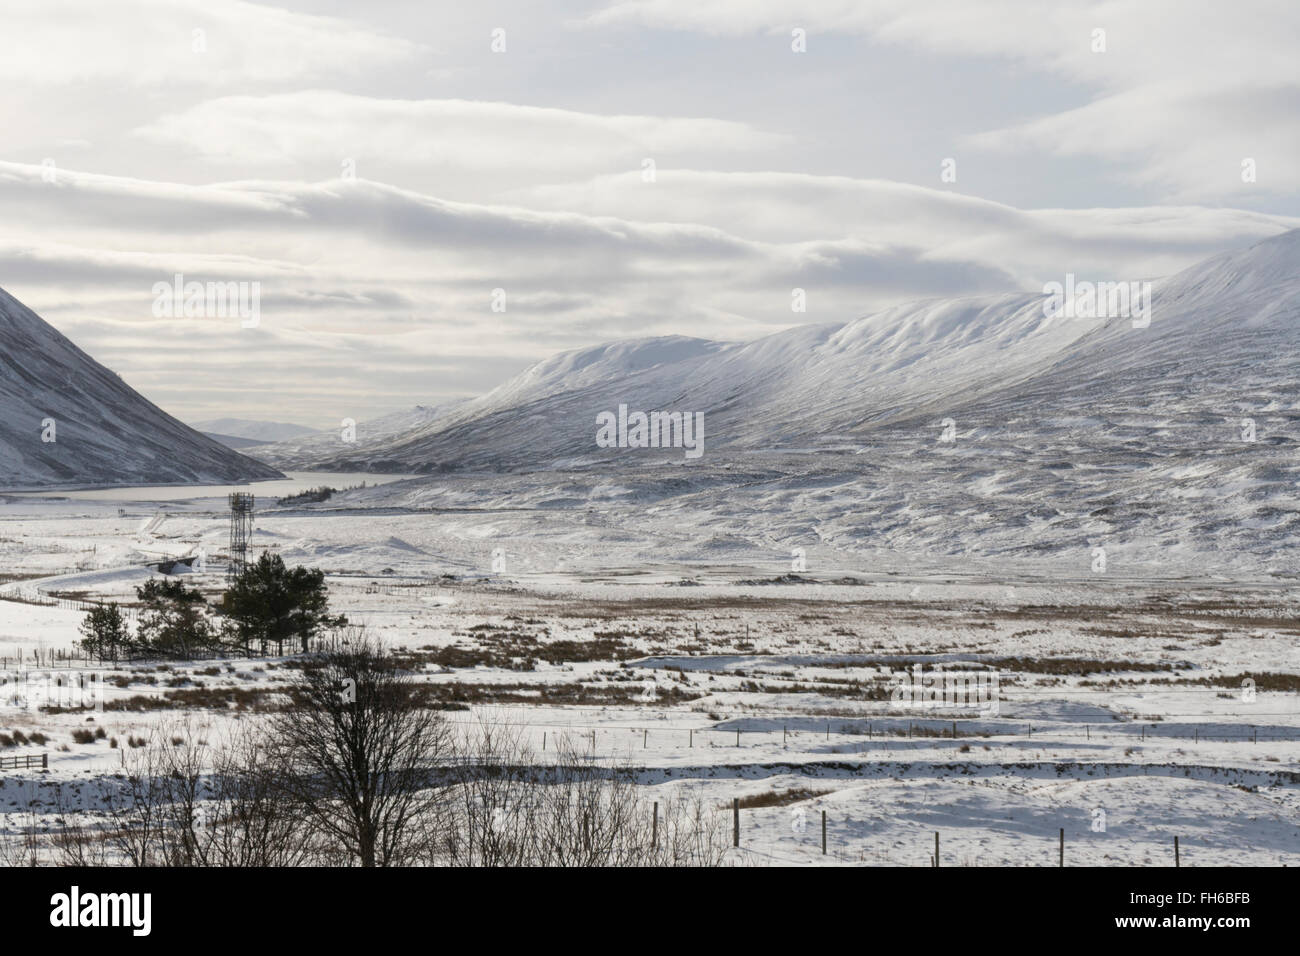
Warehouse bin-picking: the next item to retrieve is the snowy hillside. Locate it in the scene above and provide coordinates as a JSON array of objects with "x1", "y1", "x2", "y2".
[
  {"x1": 272, "y1": 229, "x2": 1300, "y2": 476},
  {"x1": 0, "y1": 287, "x2": 284, "y2": 488},
  {"x1": 254, "y1": 338, "x2": 731, "y2": 471},
  {"x1": 255, "y1": 403, "x2": 462, "y2": 470}
]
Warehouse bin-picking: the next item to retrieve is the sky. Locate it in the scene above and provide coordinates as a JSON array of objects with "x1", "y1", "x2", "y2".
[{"x1": 2, "y1": 0, "x2": 1298, "y2": 428}]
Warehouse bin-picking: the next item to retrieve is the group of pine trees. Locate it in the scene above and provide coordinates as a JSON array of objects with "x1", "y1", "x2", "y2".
[{"x1": 78, "y1": 553, "x2": 345, "y2": 661}]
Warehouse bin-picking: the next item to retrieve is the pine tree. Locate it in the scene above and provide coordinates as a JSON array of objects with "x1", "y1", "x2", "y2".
[
  {"x1": 221, "y1": 553, "x2": 345, "y2": 655},
  {"x1": 135, "y1": 578, "x2": 215, "y2": 658},
  {"x1": 78, "y1": 603, "x2": 130, "y2": 661}
]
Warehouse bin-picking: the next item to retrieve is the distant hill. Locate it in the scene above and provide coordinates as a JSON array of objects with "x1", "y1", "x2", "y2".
[
  {"x1": 253, "y1": 403, "x2": 462, "y2": 470},
  {"x1": 201, "y1": 431, "x2": 272, "y2": 450},
  {"x1": 190, "y1": 418, "x2": 319, "y2": 443}
]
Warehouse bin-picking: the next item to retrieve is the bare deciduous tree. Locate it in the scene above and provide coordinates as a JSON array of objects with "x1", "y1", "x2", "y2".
[
  {"x1": 269, "y1": 631, "x2": 451, "y2": 866},
  {"x1": 437, "y1": 720, "x2": 729, "y2": 867}
]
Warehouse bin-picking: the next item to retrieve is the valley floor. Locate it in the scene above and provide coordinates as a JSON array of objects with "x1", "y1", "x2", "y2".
[{"x1": 2, "y1": 486, "x2": 1298, "y2": 866}]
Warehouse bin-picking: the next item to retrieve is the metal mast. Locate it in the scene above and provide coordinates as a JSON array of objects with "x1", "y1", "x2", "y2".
[{"x1": 227, "y1": 493, "x2": 255, "y2": 580}]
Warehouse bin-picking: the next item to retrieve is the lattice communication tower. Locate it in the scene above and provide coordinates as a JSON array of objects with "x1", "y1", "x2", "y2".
[{"x1": 227, "y1": 493, "x2": 255, "y2": 580}]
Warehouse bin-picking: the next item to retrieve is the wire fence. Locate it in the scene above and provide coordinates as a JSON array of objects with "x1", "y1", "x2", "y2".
[
  {"x1": 0, "y1": 637, "x2": 335, "y2": 669},
  {"x1": 399, "y1": 711, "x2": 1300, "y2": 772}
]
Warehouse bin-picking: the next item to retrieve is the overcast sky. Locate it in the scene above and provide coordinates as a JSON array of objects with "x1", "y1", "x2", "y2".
[{"x1": 3, "y1": 0, "x2": 1297, "y2": 427}]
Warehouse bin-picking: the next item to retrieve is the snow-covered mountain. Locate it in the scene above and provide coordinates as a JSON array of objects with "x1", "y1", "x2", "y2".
[
  {"x1": 0, "y1": 287, "x2": 284, "y2": 488},
  {"x1": 301, "y1": 230, "x2": 1300, "y2": 576},
  {"x1": 254, "y1": 403, "x2": 463, "y2": 470},
  {"x1": 264, "y1": 229, "x2": 1300, "y2": 478}
]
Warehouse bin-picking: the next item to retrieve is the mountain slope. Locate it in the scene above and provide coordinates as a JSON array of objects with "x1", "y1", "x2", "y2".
[
  {"x1": 0, "y1": 287, "x2": 285, "y2": 488},
  {"x1": 277, "y1": 229, "x2": 1300, "y2": 475}
]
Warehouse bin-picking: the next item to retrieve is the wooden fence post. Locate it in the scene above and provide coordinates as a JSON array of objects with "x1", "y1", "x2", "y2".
[
  {"x1": 1174, "y1": 836, "x2": 1180, "y2": 867},
  {"x1": 1059, "y1": 828, "x2": 1064, "y2": 867},
  {"x1": 733, "y1": 798, "x2": 740, "y2": 847},
  {"x1": 934, "y1": 831, "x2": 939, "y2": 867},
  {"x1": 652, "y1": 802, "x2": 659, "y2": 849},
  {"x1": 822, "y1": 810, "x2": 827, "y2": 855}
]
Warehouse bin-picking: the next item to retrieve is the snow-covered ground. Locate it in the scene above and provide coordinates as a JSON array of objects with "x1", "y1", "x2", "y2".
[{"x1": 2, "y1": 486, "x2": 1297, "y2": 865}]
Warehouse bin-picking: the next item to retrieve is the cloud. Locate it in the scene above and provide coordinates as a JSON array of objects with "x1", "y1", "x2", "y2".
[
  {"x1": 0, "y1": 160, "x2": 1021, "y2": 419},
  {"x1": 514, "y1": 169, "x2": 1300, "y2": 282},
  {"x1": 2, "y1": 0, "x2": 422, "y2": 86},
  {"x1": 581, "y1": 0, "x2": 1300, "y2": 200},
  {"x1": 2, "y1": 157, "x2": 1294, "y2": 423},
  {"x1": 134, "y1": 91, "x2": 785, "y2": 175},
  {"x1": 970, "y1": 83, "x2": 1300, "y2": 202}
]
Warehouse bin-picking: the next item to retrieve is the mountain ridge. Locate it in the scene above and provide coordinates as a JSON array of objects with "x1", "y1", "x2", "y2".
[{"x1": 254, "y1": 228, "x2": 1300, "y2": 475}]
